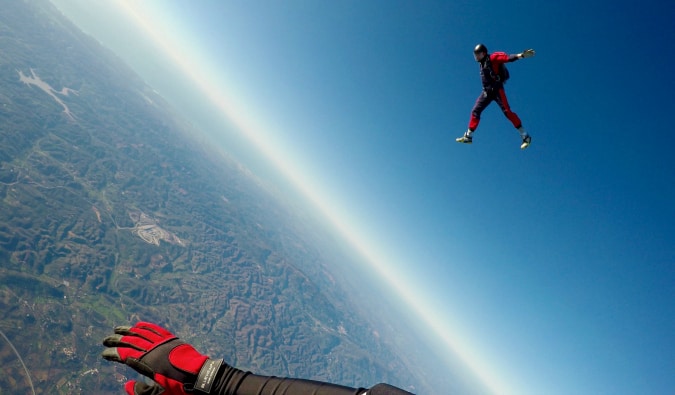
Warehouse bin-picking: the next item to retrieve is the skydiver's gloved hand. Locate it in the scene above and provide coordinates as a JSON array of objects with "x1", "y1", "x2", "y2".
[
  {"x1": 520, "y1": 49, "x2": 535, "y2": 58},
  {"x1": 103, "y1": 321, "x2": 416, "y2": 395},
  {"x1": 102, "y1": 322, "x2": 224, "y2": 395}
]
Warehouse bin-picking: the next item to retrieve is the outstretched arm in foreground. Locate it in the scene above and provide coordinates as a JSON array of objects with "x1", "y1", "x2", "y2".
[{"x1": 102, "y1": 321, "x2": 414, "y2": 395}]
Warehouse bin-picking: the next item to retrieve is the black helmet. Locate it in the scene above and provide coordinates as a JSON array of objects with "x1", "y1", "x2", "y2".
[{"x1": 474, "y1": 43, "x2": 488, "y2": 54}]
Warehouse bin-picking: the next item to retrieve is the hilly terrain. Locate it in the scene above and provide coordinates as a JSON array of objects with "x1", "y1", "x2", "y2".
[{"x1": 0, "y1": 1, "x2": 459, "y2": 394}]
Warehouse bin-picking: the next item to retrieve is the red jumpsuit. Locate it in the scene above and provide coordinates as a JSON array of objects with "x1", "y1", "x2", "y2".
[{"x1": 468, "y1": 52, "x2": 522, "y2": 131}]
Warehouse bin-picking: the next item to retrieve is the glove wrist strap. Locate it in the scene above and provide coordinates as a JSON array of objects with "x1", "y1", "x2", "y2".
[{"x1": 194, "y1": 358, "x2": 224, "y2": 394}]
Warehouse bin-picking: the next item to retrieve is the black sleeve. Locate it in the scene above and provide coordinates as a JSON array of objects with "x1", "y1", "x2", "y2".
[
  {"x1": 368, "y1": 383, "x2": 416, "y2": 395},
  {"x1": 211, "y1": 363, "x2": 415, "y2": 395}
]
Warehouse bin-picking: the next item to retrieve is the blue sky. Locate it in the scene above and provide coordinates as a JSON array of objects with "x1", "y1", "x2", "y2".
[{"x1": 50, "y1": 1, "x2": 674, "y2": 394}]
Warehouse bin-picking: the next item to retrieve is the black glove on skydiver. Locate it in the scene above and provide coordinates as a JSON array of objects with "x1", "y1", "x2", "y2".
[{"x1": 102, "y1": 321, "x2": 222, "y2": 395}]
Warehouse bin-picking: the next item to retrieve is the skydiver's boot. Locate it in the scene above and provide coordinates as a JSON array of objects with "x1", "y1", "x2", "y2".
[
  {"x1": 456, "y1": 130, "x2": 473, "y2": 144},
  {"x1": 518, "y1": 127, "x2": 531, "y2": 150}
]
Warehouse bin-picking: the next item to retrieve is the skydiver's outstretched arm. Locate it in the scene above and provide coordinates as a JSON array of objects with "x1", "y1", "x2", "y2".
[
  {"x1": 102, "y1": 322, "x2": 414, "y2": 395},
  {"x1": 213, "y1": 367, "x2": 409, "y2": 395},
  {"x1": 491, "y1": 48, "x2": 536, "y2": 65}
]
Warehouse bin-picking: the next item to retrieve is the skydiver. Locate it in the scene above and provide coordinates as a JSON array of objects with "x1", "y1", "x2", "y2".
[
  {"x1": 102, "y1": 321, "x2": 415, "y2": 395},
  {"x1": 456, "y1": 44, "x2": 536, "y2": 149}
]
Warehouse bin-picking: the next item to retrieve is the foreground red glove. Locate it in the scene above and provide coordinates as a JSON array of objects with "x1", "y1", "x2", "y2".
[{"x1": 102, "y1": 322, "x2": 223, "y2": 395}]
